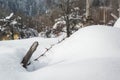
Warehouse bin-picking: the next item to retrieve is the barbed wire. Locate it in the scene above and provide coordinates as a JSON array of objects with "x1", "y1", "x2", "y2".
[{"x1": 34, "y1": 37, "x2": 67, "y2": 61}]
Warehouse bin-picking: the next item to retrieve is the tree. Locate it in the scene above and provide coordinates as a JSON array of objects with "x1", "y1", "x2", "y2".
[
  {"x1": 0, "y1": 13, "x2": 16, "y2": 40},
  {"x1": 0, "y1": 13, "x2": 39, "y2": 40},
  {"x1": 59, "y1": 0, "x2": 74, "y2": 37},
  {"x1": 86, "y1": 0, "x2": 90, "y2": 18}
]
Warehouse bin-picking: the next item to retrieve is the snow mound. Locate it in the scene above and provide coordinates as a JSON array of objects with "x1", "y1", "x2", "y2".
[
  {"x1": 0, "y1": 37, "x2": 62, "y2": 80},
  {"x1": 0, "y1": 46, "x2": 28, "y2": 80},
  {"x1": 114, "y1": 18, "x2": 120, "y2": 28},
  {"x1": 32, "y1": 25, "x2": 120, "y2": 80},
  {"x1": 50, "y1": 25, "x2": 120, "y2": 63},
  {"x1": 0, "y1": 25, "x2": 120, "y2": 80}
]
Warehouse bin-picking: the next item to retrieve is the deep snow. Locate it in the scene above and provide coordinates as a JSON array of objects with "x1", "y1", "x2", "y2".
[
  {"x1": 0, "y1": 25, "x2": 120, "y2": 80},
  {"x1": 114, "y1": 18, "x2": 120, "y2": 28}
]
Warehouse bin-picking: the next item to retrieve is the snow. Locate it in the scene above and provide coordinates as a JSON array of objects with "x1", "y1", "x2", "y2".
[
  {"x1": 74, "y1": 7, "x2": 80, "y2": 10},
  {"x1": 5, "y1": 13, "x2": 14, "y2": 20},
  {"x1": 114, "y1": 17, "x2": 120, "y2": 28},
  {"x1": 10, "y1": 20, "x2": 17, "y2": 25},
  {"x1": 53, "y1": 20, "x2": 66, "y2": 29},
  {"x1": 0, "y1": 25, "x2": 120, "y2": 80},
  {"x1": 50, "y1": 25, "x2": 120, "y2": 63}
]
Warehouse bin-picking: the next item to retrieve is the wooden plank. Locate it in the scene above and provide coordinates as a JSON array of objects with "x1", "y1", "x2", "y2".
[{"x1": 21, "y1": 41, "x2": 39, "y2": 68}]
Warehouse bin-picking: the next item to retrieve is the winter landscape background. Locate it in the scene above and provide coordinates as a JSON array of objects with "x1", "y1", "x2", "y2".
[
  {"x1": 0, "y1": 0, "x2": 120, "y2": 80},
  {"x1": 0, "y1": 0, "x2": 120, "y2": 40}
]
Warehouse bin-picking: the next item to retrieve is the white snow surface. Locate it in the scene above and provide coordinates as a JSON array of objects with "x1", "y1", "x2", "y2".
[
  {"x1": 5, "y1": 13, "x2": 14, "y2": 20},
  {"x1": 10, "y1": 20, "x2": 17, "y2": 25},
  {"x1": 0, "y1": 25, "x2": 120, "y2": 80},
  {"x1": 114, "y1": 17, "x2": 120, "y2": 28}
]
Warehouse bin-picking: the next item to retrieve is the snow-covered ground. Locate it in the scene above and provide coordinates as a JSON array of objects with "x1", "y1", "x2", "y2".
[
  {"x1": 0, "y1": 24, "x2": 120, "y2": 80},
  {"x1": 114, "y1": 18, "x2": 120, "y2": 28}
]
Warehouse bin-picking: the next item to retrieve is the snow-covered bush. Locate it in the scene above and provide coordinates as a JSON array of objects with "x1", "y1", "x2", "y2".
[
  {"x1": 0, "y1": 13, "x2": 38, "y2": 40},
  {"x1": 49, "y1": 7, "x2": 83, "y2": 37}
]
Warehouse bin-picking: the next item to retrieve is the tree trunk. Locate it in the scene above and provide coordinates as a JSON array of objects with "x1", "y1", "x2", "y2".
[
  {"x1": 21, "y1": 41, "x2": 39, "y2": 68},
  {"x1": 11, "y1": 26, "x2": 14, "y2": 40},
  {"x1": 66, "y1": 0, "x2": 70, "y2": 37},
  {"x1": 66, "y1": 15, "x2": 70, "y2": 37},
  {"x1": 103, "y1": 7, "x2": 106, "y2": 24},
  {"x1": 118, "y1": 0, "x2": 120, "y2": 17},
  {"x1": 86, "y1": 0, "x2": 90, "y2": 18}
]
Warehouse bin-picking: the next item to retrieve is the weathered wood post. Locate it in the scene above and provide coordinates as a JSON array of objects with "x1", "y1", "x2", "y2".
[{"x1": 21, "y1": 41, "x2": 39, "y2": 68}]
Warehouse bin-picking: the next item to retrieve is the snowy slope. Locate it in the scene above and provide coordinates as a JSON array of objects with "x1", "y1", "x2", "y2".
[
  {"x1": 114, "y1": 18, "x2": 120, "y2": 28},
  {"x1": 31, "y1": 25, "x2": 120, "y2": 80},
  {"x1": 0, "y1": 25, "x2": 120, "y2": 80},
  {"x1": 50, "y1": 25, "x2": 120, "y2": 62},
  {"x1": 0, "y1": 36, "x2": 65, "y2": 80}
]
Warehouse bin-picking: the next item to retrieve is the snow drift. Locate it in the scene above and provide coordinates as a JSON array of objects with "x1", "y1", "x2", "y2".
[
  {"x1": 114, "y1": 18, "x2": 120, "y2": 28},
  {"x1": 50, "y1": 25, "x2": 120, "y2": 62},
  {"x1": 0, "y1": 25, "x2": 120, "y2": 80},
  {"x1": 33, "y1": 25, "x2": 120, "y2": 80}
]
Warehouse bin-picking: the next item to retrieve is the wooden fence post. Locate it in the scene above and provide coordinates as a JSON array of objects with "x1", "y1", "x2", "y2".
[{"x1": 21, "y1": 41, "x2": 39, "y2": 68}]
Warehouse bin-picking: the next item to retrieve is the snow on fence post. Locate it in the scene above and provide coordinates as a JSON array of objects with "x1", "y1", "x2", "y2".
[{"x1": 21, "y1": 41, "x2": 39, "y2": 68}]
